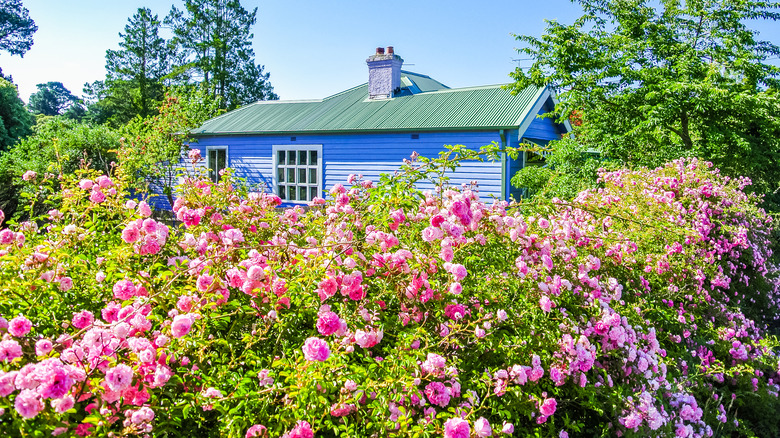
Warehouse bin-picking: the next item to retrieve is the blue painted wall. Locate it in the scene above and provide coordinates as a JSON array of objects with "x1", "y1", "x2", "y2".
[
  {"x1": 190, "y1": 131, "x2": 506, "y2": 204},
  {"x1": 151, "y1": 97, "x2": 567, "y2": 210}
]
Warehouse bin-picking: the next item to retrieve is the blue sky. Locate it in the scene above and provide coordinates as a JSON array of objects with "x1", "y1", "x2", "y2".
[{"x1": 1, "y1": 0, "x2": 778, "y2": 104}]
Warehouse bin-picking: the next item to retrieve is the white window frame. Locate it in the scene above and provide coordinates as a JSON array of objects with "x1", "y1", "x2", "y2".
[
  {"x1": 272, "y1": 144, "x2": 323, "y2": 204},
  {"x1": 206, "y1": 146, "x2": 229, "y2": 183}
]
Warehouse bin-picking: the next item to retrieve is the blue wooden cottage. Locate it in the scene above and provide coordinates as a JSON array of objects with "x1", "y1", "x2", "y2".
[{"x1": 188, "y1": 46, "x2": 569, "y2": 204}]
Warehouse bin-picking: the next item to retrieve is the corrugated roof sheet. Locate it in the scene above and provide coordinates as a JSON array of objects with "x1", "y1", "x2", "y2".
[{"x1": 192, "y1": 71, "x2": 544, "y2": 136}]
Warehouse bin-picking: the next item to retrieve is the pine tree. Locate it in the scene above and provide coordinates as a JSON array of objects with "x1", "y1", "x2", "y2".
[
  {"x1": 0, "y1": 0, "x2": 37, "y2": 57},
  {"x1": 85, "y1": 8, "x2": 175, "y2": 125},
  {"x1": 28, "y1": 81, "x2": 79, "y2": 116},
  {"x1": 166, "y1": 0, "x2": 277, "y2": 110}
]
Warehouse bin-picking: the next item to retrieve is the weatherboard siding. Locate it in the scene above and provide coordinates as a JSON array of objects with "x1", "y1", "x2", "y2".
[{"x1": 191, "y1": 131, "x2": 508, "y2": 202}]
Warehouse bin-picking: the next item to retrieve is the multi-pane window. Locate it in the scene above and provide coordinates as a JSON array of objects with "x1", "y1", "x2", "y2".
[
  {"x1": 207, "y1": 147, "x2": 228, "y2": 182},
  {"x1": 273, "y1": 145, "x2": 322, "y2": 202}
]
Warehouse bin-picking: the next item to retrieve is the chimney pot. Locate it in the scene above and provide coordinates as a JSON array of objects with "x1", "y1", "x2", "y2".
[
  {"x1": 376, "y1": 47, "x2": 385, "y2": 55},
  {"x1": 387, "y1": 46, "x2": 394, "y2": 54}
]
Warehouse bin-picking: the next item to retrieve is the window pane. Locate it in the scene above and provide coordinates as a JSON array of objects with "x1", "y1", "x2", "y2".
[
  {"x1": 217, "y1": 150, "x2": 226, "y2": 176},
  {"x1": 277, "y1": 150, "x2": 285, "y2": 164},
  {"x1": 277, "y1": 167, "x2": 284, "y2": 182},
  {"x1": 298, "y1": 168, "x2": 306, "y2": 184},
  {"x1": 309, "y1": 150, "x2": 317, "y2": 163},
  {"x1": 299, "y1": 186, "x2": 307, "y2": 201},
  {"x1": 298, "y1": 150, "x2": 307, "y2": 165},
  {"x1": 287, "y1": 168, "x2": 295, "y2": 183},
  {"x1": 310, "y1": 187, "x2": 318, "y2": 200},
  {"x1": 278, "y1": 185, "x2": 286, "y2": 200},
  {"x1": 287, "y1": 152, "x2": 295, "y2": 165},
  {"x1": 208, "y1": 150, "x2": 217, "y2": 182},
  {"x1": 309, "y1": 168, "x2": 317, "y2": 184},
  {"x1": 288, "y1": 186, "x2": 296, "y2": 200}
]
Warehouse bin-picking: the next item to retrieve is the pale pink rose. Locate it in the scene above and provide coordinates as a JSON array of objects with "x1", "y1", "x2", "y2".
[
  {"x1": 302, "y1": 337, "x2": 330, "y2": 362},
  {"x1": 539, "y1": 296, "x2": 553, "y2": 313},
  {"x1": 90, "y1": 190, "x2": 106, "y2": 203},
  {"x1": 171, "y1": 314, "x2": 194, "y2": 338},
  {"x1": 354, "y1": 328, "x2": 383, "y2": 348},
  {"x1": 21, "y1": 170, "x2": 37, "y2": 181},
  {"x1": 96, "y1": 175, "x2": 113, "y2": 188},
  {"x1": 35, "y1": 339, "x2": 53, "y2": 356},
  {"x1": 122, "y1": 225, "x2": 140, "y2": 243},
  {"x1": 502, "y1": 422, "x2": 515, "y2": 434},
  {"x1": 14, "y1": 389, "x2": 43, "y2": 418},
  {"x1": 0, "y1": 339, "x2": 22, "y2": 362},
  {"x1": 60, "y1": 277, "x2": 73, "y2": 292},
  {"x1": 79, "y1": 179, "x2": 94, "y2": 190},
  {"x1": 113, "y1": 279, "x2": 136, "y2": 300},
  {"x1": 105, "y1": 364, "x2": 134, "y2": 391},
  {"x1": 247, "y1": 265, "x2": 265, "y2": 281},
  {"x1": 52, "y1": 395, "x2": 75, "y2": 414},
  {"x1": 138, "y1": 201, "x2": 152, "y2": 218},
  {"x1": 474, "y1": 417, "x2": 492, "y2": 437}
]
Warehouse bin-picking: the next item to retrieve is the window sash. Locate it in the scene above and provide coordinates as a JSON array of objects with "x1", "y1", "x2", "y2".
[
  {"x1": 273, "y1": 145, "x2": 321, "y2": 203},
  {"x1": 206, "y1": 147, "x2": 228, "y2": 183}
]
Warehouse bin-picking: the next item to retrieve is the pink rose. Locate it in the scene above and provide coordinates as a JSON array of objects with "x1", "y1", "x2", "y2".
[
  {"x1": 316, "y1": 311, "x2": 342, "y2": 336},
  {"x1": 138, "y1": 201, "x2": 152, "y2": 218},
  {"x1": 245, "y1": 424, "x2": 267, "y2": 438},
  {"x1": 14, "y1": 389, "x2": 43, "y2": 418},
  {"x1": 113, "y1": 279, "x2": 136, "y2": 300},
  {"x1": 8, "y1": 315, "x2": 32, "y2": 337},
  {"x1": 105, "y1": 364, "x2": 134, "y2": 391},
  {"x1": 171, "y1": 314, "x2": 194, "y2": 338},
  {"x1": 302, "y1": 337, "x2": 330, "y2": 362},
  {"x1": 0, "y1": 339, "x2": 23, "y2": 362},
  {"x1": 424, "y1": 381, "x2": 451, "y2": 407},
  {"x1": 58, "y1": 276, "x2": 73, "y2": 291},
  {"x1": 21, "y1": 170, "x2": 37, "y2": 181},
  {"x1": 474, "y1": 417, "x2": 492, "y2": 437},
  {"x1": 540, "y1": 397, "x2": 557, "y2": 416},
  {"x1": 444, "y1": 418, "x2": 470, "y2": 438},
  {"x1": 71, "y1": 310, "x2": 94, "y2": 329},
  {"x1": 35, "y1": 339, "x2": 53, "y2": 356}
]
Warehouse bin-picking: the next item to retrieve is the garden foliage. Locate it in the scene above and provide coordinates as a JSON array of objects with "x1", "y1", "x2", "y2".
[{"x1": 0, "y1": 148, "x2": 778, "y2": 437}]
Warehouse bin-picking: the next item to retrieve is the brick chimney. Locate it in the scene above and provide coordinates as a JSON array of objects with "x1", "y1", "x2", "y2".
[{"x1": 366, "y1": 46, "x2": 403, "y2": 99}]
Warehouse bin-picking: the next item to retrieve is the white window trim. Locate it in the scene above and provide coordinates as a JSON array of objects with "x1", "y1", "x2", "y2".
[
  {"x1": 206, "y1": 146, "x2": 229, "y2": 182},
  {"x1": 272, "y1": 144, "x2": 323, "y2": 204}
]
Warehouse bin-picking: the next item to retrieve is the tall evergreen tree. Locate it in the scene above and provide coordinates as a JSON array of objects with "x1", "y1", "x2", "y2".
[
  {"x1": 166, "y1": 0, "x2": 277, "y2": 110},
  {"x1": 0, "y1": 0, "x2": 37, "y2": 57},
  {"x1": 85, "y1": 8, "x2": 175, "y2": 125},
  {"x1": 28, "y1": 81, "x2": 79, "y2": 116}
]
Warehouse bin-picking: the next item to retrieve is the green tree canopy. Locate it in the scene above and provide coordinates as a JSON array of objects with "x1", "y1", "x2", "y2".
[
  {"x1": 0, "y1": 0, "x2": 37, "y2": 57},
  {"x1": 509, "y1": 0, "x2": 780, "y2": 206},
  {"x1": 0, "y1": 117, "x2": 120, "y2": 220},
  {"x1": 85, "y1": 7, "x2": 176, "y2": 125},
  {"x1": 165, "y1": 0, "x2": 277, "y2": 110},
  {"x1": 28, "y1": 81, "x2": 80, "y2": 116},
  {"x1": 0, "y1": 77, "x2": 33, "y2": 153}
]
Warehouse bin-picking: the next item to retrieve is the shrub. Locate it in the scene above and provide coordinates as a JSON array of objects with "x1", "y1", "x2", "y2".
[{"x1": 0, "y1": 150, "x2": 778, "y2": 437}]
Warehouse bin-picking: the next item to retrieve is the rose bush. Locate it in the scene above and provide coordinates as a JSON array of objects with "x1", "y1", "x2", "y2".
[{"x1": 0, "y1": 148, "x2": 778, "y2": 437}]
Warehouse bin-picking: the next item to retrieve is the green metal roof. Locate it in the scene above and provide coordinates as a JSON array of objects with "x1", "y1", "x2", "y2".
[{"x1": 192, "y1": 71, "x2": 545, "y2": 136}]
